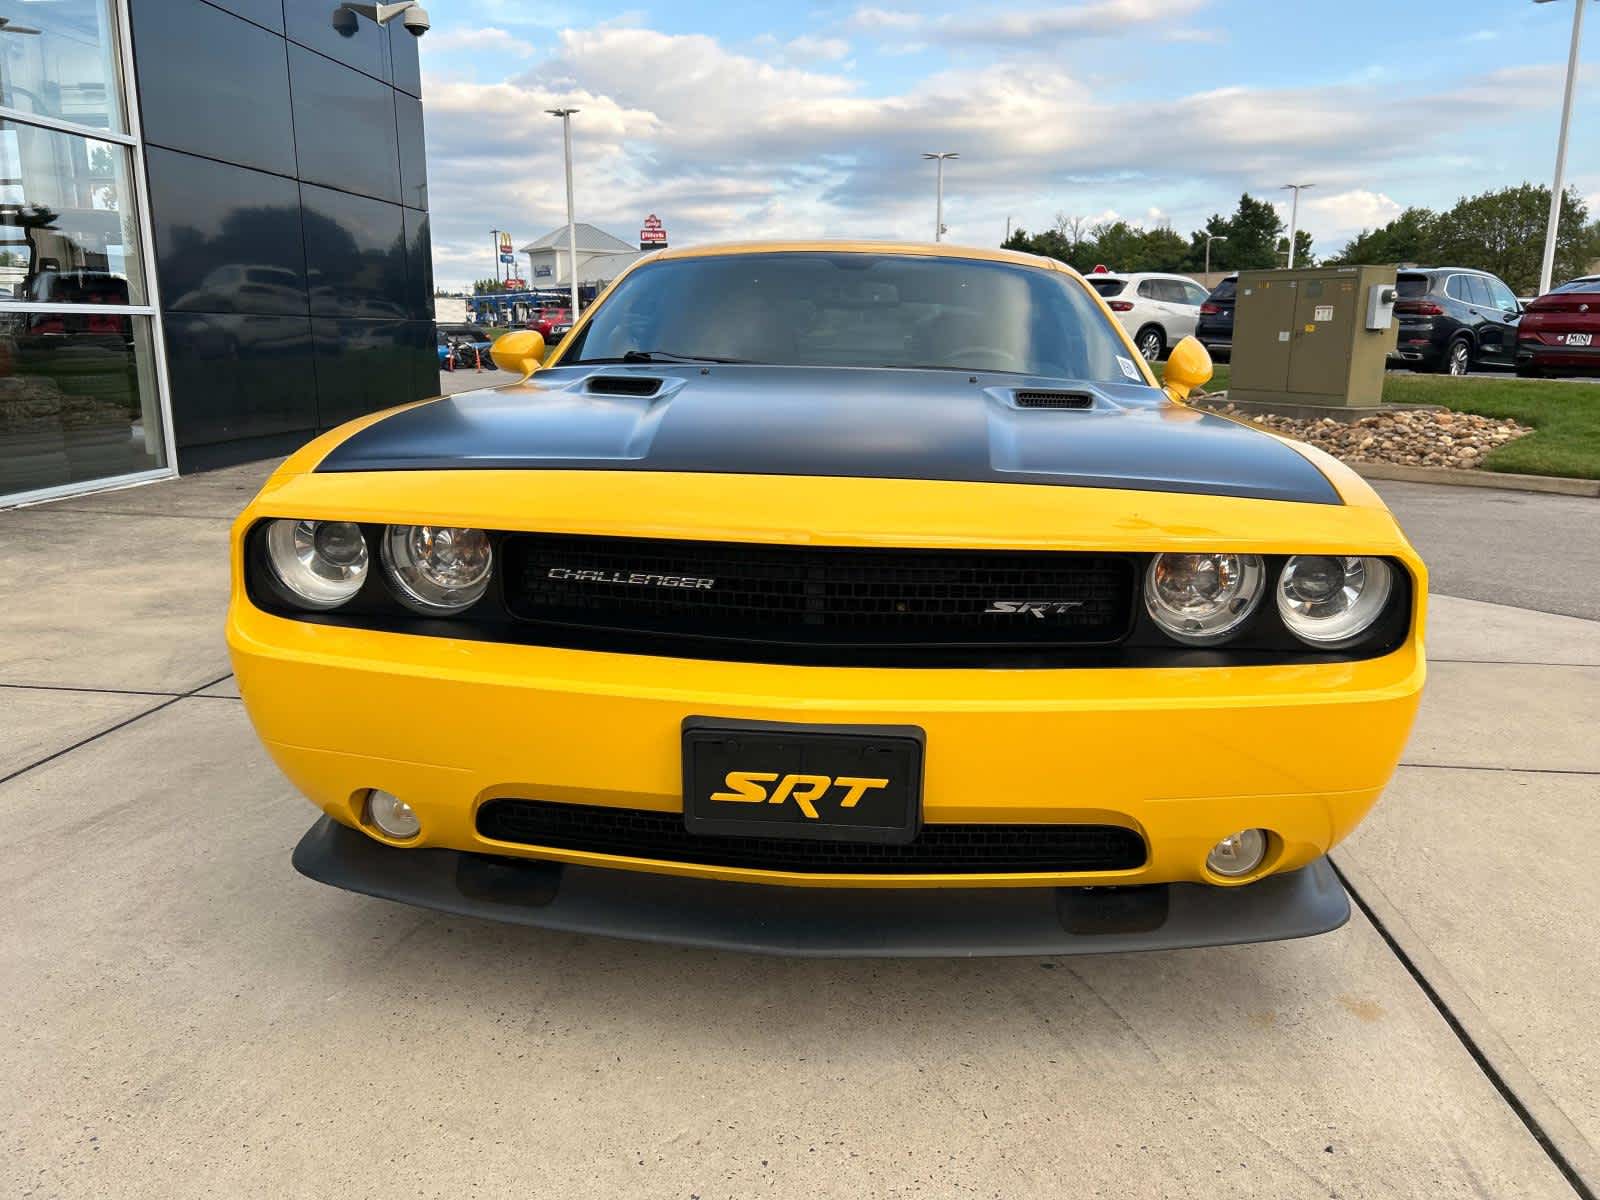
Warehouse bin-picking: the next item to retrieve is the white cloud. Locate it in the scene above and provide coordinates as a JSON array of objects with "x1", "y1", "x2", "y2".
[
  {"x1": 420, "y1": 22, "x2": 1577, "y2": 286},
  {"x1": 424, "y1": 26, "x2": 537, "y2": 56},
  {"x1": 846, "y1": 7, "x2": 923, "y2": 32},
  {"x1": 785, "y1": 34, "x2": 851, "y2": 63}
]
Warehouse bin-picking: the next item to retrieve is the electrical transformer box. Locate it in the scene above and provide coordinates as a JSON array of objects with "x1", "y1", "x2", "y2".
[{"x1": 1229, "y1": 265, "x2": 1399, "y2": 414}]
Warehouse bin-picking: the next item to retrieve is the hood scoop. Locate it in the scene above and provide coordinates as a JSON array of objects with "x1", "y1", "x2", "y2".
[
  {"x1": 1011, "y1": 389, "x2": 1095, "y2": 410},
  {"x1": 584, "y1": 375, "x2": 665, "y2": 397}
]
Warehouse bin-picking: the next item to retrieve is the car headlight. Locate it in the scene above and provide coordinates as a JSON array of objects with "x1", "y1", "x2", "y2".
[
  {"x1": 1144, "y1": 553, "x2": 1265, "y2": 645},
  {"x1": 263, "y1": 519, "x2": 368, "y2": 609},
  {"x1": 1276, "y1": 555, "x2": 1393, "y2": 645},
  {"x1": 381, "y1": 525, "x2": 493, "y2": 613}
]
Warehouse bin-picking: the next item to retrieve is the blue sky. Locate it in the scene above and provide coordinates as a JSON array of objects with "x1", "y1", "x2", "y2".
[{"x1": 412, "y1": 0, "x2": 1599, "y2": 289}]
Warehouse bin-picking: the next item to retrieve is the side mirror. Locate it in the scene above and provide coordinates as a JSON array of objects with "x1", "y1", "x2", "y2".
[
  {"x1": 1162, "y1": 335, "x2": 1213, "y2": 403},
  {"x1": 490, "y1": 329, "x2": 546, "y2": 380}
]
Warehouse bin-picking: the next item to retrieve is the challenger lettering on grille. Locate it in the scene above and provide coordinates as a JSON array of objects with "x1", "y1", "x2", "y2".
[{"x1": 547, "y1": 566, "x2": 715, "y2": 589}]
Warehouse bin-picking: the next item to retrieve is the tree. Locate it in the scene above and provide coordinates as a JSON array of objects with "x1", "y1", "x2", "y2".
[
  {"x1": 1431, "y1": 184, "x2": 1597, "y2": 294},
  {"x1": 473, "y1": 278, "x2": 507, "y2": 294},
  {"x1": 1183, "y1": 193, "x2": 1291, "y2": 271},
  {"x1": 1324, "y1": 207, "x2": 1437, "y2": 267},
  {"x1": 1325, "y1": 185, "x2": 1600, "y2": 292}
]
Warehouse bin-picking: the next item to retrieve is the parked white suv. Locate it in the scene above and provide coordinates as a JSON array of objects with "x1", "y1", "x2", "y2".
[{"x1": 1085, "y1": 272, "x2": 1212, "y2": 362}]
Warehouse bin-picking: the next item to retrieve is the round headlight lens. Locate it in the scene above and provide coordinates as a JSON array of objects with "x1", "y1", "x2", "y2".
[
  {"x1": 1144, "y1": 553, "x2": 1265, "y2": 645},
  {"x1": 382, "y1": 525, "x2": 493, "y2": 613},
  {"x1": 263, "y1": 518, "x2": 368, "y2": 609},
  {"x1": 1276, "y1": 555, "x2": 1393, "y2": 645}
]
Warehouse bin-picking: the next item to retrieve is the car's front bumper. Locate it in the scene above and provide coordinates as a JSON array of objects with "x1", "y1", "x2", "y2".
[
  {"x1": 293, "y1": 814, "x2": 1351, "y2": 956},
  {"x1": 232, "y1": 598, "x2": 1424, "y2": 894}
]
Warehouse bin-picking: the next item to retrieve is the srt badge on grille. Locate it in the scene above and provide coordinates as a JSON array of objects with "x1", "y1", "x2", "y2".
[
  {"x1": 547, "y1": 566, "x2": 715, "y2": 589},
  {"x1": 985, "y1": 599, "x2": 1086, "y2": 618}
]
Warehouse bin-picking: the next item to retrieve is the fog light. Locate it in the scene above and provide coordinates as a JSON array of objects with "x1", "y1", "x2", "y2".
[
  {"x1": 1207, "y1": 828, "x2": 1267, "y2": 878},
  {"x1": 365, "y1": 789, "x2": 420, "y2": 840}
]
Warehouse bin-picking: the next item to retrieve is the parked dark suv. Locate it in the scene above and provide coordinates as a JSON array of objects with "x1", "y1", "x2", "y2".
[
  {"x1": 1391, "y1": 268, "x2": 1521, "y2": 375},
  {"x1": 1195, "y1": 275, "x2": 1236, "y2": 360}
]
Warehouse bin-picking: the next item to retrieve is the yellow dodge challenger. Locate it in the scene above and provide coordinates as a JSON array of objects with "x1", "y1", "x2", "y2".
[{"x1": 228, "y1": 242, "x2": 1426, "y2": 955}]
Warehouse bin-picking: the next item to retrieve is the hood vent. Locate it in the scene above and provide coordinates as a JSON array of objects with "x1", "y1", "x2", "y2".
[
  {"x1": 585, "y1": 375, "x2": 664, "y2": 397},
  {"x1": 1012, "y1": 389, "x2": 1094, "y2": 410}
]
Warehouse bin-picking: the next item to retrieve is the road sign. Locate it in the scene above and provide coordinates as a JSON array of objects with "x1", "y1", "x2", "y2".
[
  {"x1": 640, "y1": 213, "x2": 667, "y2": 246},
  {"x1": 504, "y1": 277, "x2": 526, "y2": 289},
  {"x1": 497, "y1": 232, "x2": 513, "y2": 254},
  {"x1": 500, "y1": 253, "x2": 514, "y2": 263}
]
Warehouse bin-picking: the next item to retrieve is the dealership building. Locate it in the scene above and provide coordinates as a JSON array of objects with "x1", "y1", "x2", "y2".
[{"x1": 1, "y1": 0, "x2": 435, "y2": 506}]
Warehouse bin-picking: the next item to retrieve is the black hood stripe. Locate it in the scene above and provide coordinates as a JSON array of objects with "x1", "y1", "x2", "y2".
[{"x1": 317, "y1": 365, "x2": 1340, "y2": 506}]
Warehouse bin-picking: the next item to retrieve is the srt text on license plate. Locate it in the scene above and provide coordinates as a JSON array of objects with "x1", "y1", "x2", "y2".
[{"x1": 681, "y1": 718, "x2": 924, "y2": 844}]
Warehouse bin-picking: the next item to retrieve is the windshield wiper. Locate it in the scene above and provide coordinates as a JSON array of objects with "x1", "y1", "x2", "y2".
[{"x1": 615, "y1": 349, "x2": 751, "y2": 364}]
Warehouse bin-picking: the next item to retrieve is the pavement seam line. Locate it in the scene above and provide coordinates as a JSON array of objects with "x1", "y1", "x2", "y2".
[
  {"x1": 1331, "y1": 857, "x2": 1600, "y2": 1200},
  {"x1": 0, "y1": 682, "x2": 186, "y2": 698},
  {"x1": 1429, "y1": 658, "x2": 1600, "y2": 668},
  {"x1": 1397, "y1": 762, "x2": 1600, "y2": 777},
  {"x1": 0, "y1": 672, "x2": 235, "y2": 789}
]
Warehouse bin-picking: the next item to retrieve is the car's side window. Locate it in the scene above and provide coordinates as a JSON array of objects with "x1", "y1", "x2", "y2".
[
  {"x1": 1488, "y1": 279, "x2": 1520, "y2": 313},
  {"x1": 1445, "y1": 276, "x2": 1468, "y2": 303},
  {"x1": 1465, "y1": 277, "x2": 1494, "y2": 308},
  {"x1": 1137, "y1": 279, "x2": 1162, "y2": 300},
  {"x1": 1181, "y1": 282, "x2": 1209, "y2": 306}
]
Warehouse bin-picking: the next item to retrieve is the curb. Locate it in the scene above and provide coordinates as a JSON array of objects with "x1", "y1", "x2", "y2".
[{"x1": 1352, "y1": 462, "x2": 1600, "y2": 497}]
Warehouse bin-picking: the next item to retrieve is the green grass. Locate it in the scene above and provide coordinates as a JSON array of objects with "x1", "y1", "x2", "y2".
[{"x1": 1153, "y1": 359, "x2": 1600, "y2": 479}]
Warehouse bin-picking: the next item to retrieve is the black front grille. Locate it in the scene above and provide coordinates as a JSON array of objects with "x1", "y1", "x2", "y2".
[
  {"x1": 500, "y1": 533, "x2": 1136, "y2": 658},
  {"x1": 477, "y1": 799, "x2": 1147, "y2": 875}
]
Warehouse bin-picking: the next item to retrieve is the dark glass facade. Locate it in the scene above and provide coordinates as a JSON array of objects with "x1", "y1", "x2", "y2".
[{"x1": 130, "y1": 0, "x2": 434, "y2": 471}]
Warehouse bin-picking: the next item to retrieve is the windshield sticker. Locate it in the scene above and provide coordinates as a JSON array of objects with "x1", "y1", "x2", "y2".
[{"x1": 1117, "y1": 356, "x2": 1142, "y2": 381}]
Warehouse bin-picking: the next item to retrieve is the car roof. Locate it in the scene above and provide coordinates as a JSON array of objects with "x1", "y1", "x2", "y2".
[{"x1": 1399, "y1": 266, "x2": 1498, "y2": 277}]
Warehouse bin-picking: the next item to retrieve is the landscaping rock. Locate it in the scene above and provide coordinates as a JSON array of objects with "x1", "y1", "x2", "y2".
[{"x1": 1195, "y1": 401, "x2": 1532, "y2": 472}]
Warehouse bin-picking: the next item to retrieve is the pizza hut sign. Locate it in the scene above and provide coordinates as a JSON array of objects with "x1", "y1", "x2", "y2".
[{"x1": 639, "y1": 213, "x2": 668, "y2": 248}]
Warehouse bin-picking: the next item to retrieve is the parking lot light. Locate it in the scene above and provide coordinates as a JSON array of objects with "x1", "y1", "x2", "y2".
[
  {"x1": 922, "y1": 152, "x2": 958, "y2": 243},
  {"x1": 1205, "y1": 234, "x2": 1227, "y2": 276},
  {"x1": 1532, "y1": 0, "x2": 1589, "y2": 298},
  {"x1": 1280, "y1": 184, "x2": 1313, "y2": 269},
  {"x1": 547, "y1": 107, "x2": 581, "y2": 318}
]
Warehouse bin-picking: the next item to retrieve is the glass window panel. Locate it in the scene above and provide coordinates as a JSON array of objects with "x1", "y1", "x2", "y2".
[
  {"x1": 0, "y1": 0, "x2": 124, "y2": 132},
  {"x1": 0, "y1": 313, "x2": 165, "y2": 499},
  {"x1": 0, "y1": 119, "x2": 144, "y2": 303}
]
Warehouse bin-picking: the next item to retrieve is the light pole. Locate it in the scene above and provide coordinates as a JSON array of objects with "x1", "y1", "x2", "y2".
[
  {"x1": 1204, "y1": 234, "x2": 1227, "y2": 276},
  {"x1": 547, "y1": 107, "x2": 581, "y2": 317},
  {"x1": 922, "y1": 152, "x2": 958, "y2": 242},
  {"x1": 1280, "y1": 183, "x2": 1313, "y2": 269},
  {"x1": 490, "y1": 229, "x2": 504, "y2": 287},
  {"x1": 1533, "y1": 0, "x2": 1589, "y2": 297}
]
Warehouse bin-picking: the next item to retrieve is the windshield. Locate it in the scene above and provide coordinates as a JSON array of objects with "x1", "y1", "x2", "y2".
[{"x1": 562, "y1": 252, "x2": 1141, "y2": 382}]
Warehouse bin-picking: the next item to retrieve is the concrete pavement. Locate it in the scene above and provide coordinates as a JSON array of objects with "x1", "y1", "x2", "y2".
[{"x1": 2, "y1": 460, "x2": 1596, "y2": 1198}]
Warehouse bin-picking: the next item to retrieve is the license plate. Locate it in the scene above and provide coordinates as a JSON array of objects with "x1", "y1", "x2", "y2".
[
  {"x1": 552, "y1": 325, "x2": 571, "y2": 336},
  {"x1": 1566, "y1": 333, "x2": 1593, "y2": 347},
  {"x1": 682, "y1": 718, "x2": 924, "y2": 844}
]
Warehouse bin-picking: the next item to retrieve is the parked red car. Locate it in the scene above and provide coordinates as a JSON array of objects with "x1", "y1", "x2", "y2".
[
  {"x1": 529, "y1": 305, "x2": 574, "y2": 343},
  {"x1": 1517, "y1": 276, "x2": 1600, "y2": 377}
]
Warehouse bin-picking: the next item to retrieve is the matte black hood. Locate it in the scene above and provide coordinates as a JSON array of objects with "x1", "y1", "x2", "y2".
[{"x1": 316, "y1": 365, "x2": 1340, "y2": 505}]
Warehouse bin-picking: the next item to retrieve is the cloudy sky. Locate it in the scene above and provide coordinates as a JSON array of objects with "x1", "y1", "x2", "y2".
[{"x1": 414, "y1": 0, "x2": 1598, "y2": 289}]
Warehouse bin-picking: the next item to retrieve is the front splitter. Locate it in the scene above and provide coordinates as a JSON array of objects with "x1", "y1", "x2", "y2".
[{"x1": 292, "y1": 816, "x2": 1350, "y2": 958}]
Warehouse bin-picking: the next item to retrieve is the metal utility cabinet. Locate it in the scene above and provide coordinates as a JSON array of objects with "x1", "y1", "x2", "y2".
[{"x1": 1228, "y1": 266, "x2": 1399, "y2": 417}]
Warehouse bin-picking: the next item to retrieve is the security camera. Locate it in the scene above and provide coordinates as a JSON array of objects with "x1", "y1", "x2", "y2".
[
  {"x1": 402, "y1": 4, "x2": 429, "y2": 34},
  {"x1": 331, "y1": 6, "x2": 358, "y2": 34}
]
